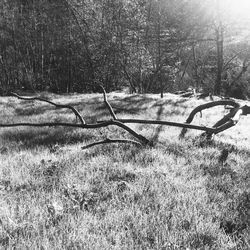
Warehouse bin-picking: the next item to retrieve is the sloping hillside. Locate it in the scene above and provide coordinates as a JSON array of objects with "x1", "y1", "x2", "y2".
[{"x1": 0, "y1": 92, "x2": 250, "y2": 249}]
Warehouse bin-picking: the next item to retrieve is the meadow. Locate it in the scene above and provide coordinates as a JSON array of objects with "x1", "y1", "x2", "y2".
[{"x1": 0, "y1": 91, "x2": 250, "y2": 249}]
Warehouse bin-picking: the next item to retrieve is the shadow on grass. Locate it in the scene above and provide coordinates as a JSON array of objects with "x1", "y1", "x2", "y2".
[
  {"x1": 96, "y1": 97, "x2": 154, "y2": 116},
  {"x1": 151, "y1": 98, "x2": 188, "y2": 108},
  {"x1": 14, "y1": 96, "x2": 102, "y2": 117},
  {"x1": 1, "y1": 127, "x2": 97, "y2": 149},
  {"x1": 13, "y1": 94, "x2": 190, "y2": 125},
  {"x1": 15, "y1": 105, "x2": 56, "y2": 116},
  {"x1": 201, "y1": 163, "x2": 237, "y2": 179},
  {"x1": 113, "y1": 96, "x2": 188, "y2": 114},
  {"x1": 106, "y1": 168, "x2": 137, "y2": 182},
  {"x1": 206, "y1": 175, "x2": 249, "y2": 238},
  {"x1": 151, "y1": 105, "x2": 165, "y2": 142},
  {"x1": 187, "y1": 233, "x2": 216, "y2": 249},
  {"x1": 201, "y1": 144, "x2": 250, "y2": 240},
  {"x1": 105, "y1": 100, "x2": 189, "y2": 120},
  {"x1": 197, "y1": 138, "x2": 250, "y2": 157}
]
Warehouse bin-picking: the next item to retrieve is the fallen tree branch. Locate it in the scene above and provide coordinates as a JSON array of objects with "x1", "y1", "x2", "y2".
[
  {"x1": 179, "y1": 100, "x2": 240, "y2": 138},
  {"x1": 211, "y1": 107, "x2": 240, "y2": 128},
  {"x1": 195, "y1": 104, "x2": 247, "y2": 139},
  {"x1": 98, "y1": 85, "x2": 117, "y2": 120},
  {"x1": 111, "y1": 120, "x2": 150, "y2": 144},
  {"x1": 0, "y1": 120, "x2": 150, "y2": 145},
  {"x1": 2, "y1": 90, "x2": 250, "y2": 148},
  {"x1": 199, "y1": 107, "x2": 242, "y2": 138},
  {"x1": 110, "y1": 119, "x2": 214, "y2": 133},
  {"x1": 10, "y1": 92, "x2": 85, "y2": 124},
  {"x1": 5, "y1": 90, "x2": 150, "y2": 145},
  {"x1": 213, "y1": 120, "x2": 236, "y2": 135},
  {"x1": 81, "y1": 138, "x2": 142, "y2": 150}
]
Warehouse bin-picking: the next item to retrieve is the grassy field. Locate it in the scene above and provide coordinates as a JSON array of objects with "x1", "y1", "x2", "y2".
[{"x1": 0, "y1": 92, "x2": 250, "y2": 249}]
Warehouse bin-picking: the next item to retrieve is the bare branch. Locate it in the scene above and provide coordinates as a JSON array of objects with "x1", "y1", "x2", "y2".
[
  {"x1": 6, "y1": 90, "x2": 150, "y2": 145},
  {"x1": 223, "y1": 49, "x2": 247, "y2": 71},
  {"x1": 10, "y1": 92, "x2": 85, "y2": 124},
  {"x1": 213, "y1": 120, "x2": 235, "y2": 135},
  {"x1": 199, "y1": 107, "x2": 241, "y2": 139},
  {"x1": 185, "y1": 100, "x2": 240, "y2": 124},
  {"x1": 4, "y1": 90, "x2": 250, "y2": 147},
  {"x1": 114, "y1": 119, "x2": 214, "y2": 133},
  {"x1": 231, "y1": 109, "x2": 243, "y2": 124},
  {"x1": 98, "y1": 85, "x2": 117, "y2": 120},
  {"x1": 81, "y1": 138, "x2": 142, "y2": 150},
  {"x1": 200, "y1": 103, "x2": 250, "y2": 139},
  {"x1": 179, "y1": 100, "x2": 240, "y2": 138},
  {"x1": 0, "y1": 120, "x2": 149, "y2": 145},
  {"x1": 179, "y1": 54, "x2": 192, "y2": 85},
  {"x1": 62, "y1": 0, "x2": 94, "y2": 74},
  {"x1": 229, "y1": 59, "x2": 250, "y2": 87},
  {"x1": 212, "y1": 105, "x2": 250, "y2": 136},
  {"x1": 111, "y1": 120, "x2": 150, "y2": 144},
  {"x1": 211, "y1": 107, "x2": 239, "y2": 128}
]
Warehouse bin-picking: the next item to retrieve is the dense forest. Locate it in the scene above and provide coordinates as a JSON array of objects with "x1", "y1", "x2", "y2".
[{"x1": 1, "y1": 0, "x2": 250, "y2": 98}]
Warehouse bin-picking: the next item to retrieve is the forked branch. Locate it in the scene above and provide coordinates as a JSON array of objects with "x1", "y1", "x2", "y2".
[
  {"x1": 180, "y1": 99, "x2": 250, "y2": 139},
  {"x1": 10, "y1": 92, "x2": 85, "y2": 124},
  {"x1": 2, "y1": 90, "x2": 150, "y2": 145},
  {"x1": 98, "y1": 85, "x2": 117, "y2": 120},
  {"x1": 213, "y1": 108, "x2": 243, "y2": 135},
  {"x1": 1, "y1": 90, "x2": 250, "y2": 148},
  {"x1": 179, "y1": 100, "x2": 240, "y2": 138},
  {"x1": 0, "y1": 120, "x2": 149, "y2": 145}
]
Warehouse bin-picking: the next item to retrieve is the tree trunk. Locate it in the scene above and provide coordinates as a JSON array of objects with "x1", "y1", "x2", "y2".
[
  {"x1": 192, "y1": 44, "x2": 199, "y2": 90},
  {"x1": 214, "y1": 0, "x2": 224, "y2": 96},
  {"x1": 214, "y1": 27, "x2": 223, "y2": 95},
  {"x1": 157, "y1": 2, "x2": 163, "y2": 98}
]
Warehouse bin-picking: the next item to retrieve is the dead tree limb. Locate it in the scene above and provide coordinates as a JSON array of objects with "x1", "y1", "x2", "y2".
[
  {"x1": 7, "y1": 90, "x2": 150, "y2": 145},
  {"x1": 0, "y1": 120, "x2": 149, "y2": 145},
  {"x1": 179, "y1": 100, "x2": 240, "y2": 138},
  {"x1": 212, "y1": 108, "x2": 238, "y2": 128},
  {"x1": 213, "y1": 109, "x2": 243, "y2": 135},
  {"x1": 98, "y1": 85, "x2": 117, "y2": 120},
  {"x1": 81, "y1": 138, "x2": 142, "y2": 150},
  {"x1": 112, "y1": 119, "x2": 214, "y2": 133},
  {"x1": 202, "y1": 106, "x2": 241, "y2": 140},
  {"x1": 10, "y1": 92, "x2": 85, "y2": 124},
  {"x1": 213, "y1": 121, "x2": 235, "y2": 135},
  {"x1": 203, "y1": 103, "x2": 249, "y2": 139},
  {"x1": 2, "y1": 90, "x2": 250, "y2": 147}
]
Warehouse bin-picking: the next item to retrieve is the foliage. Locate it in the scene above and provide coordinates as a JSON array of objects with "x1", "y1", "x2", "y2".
[{"x1": 0, "y1": 0, "x2": 250, "y2": 97}]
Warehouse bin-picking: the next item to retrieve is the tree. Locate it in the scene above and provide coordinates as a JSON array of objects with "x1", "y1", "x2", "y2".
[{"x1": 0, "y1": 0, "x2": 249, "y2": 98}]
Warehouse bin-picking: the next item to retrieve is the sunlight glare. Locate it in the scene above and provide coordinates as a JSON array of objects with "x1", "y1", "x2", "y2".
[{"x1": 221, "y1": 0, "x2": 250, "y2": 18}]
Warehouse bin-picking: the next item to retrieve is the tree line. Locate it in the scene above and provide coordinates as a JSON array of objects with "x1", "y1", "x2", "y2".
[{"x1": 0, "y1": 0, "x2": 250, "y2": 98}]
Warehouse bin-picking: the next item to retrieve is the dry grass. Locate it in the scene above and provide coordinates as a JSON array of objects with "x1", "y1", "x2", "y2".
[{"x1": 0, "y1": 92, "x2": 250, "y2": 249}]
